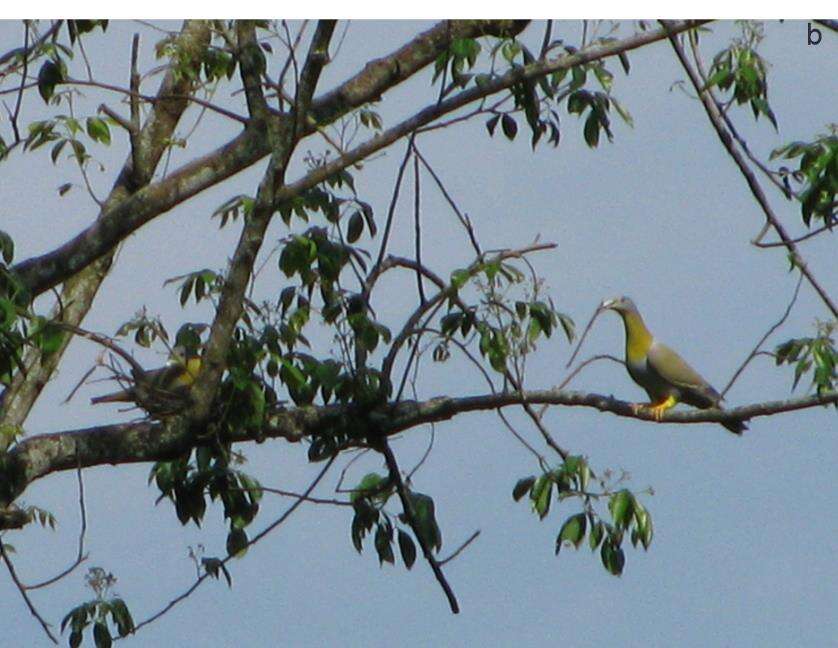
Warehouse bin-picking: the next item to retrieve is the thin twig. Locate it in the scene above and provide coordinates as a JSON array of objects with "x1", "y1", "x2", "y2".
[
  {"x1": 558, "y1": 353, "x2": 625, "y2": 390},
  {"x1": 373, "y1": 134, "x2": 416, "y2": 270},
  {"x1": 722, "y1": 273, "x2": 803, "y2": 396},
  {"x1": 438, "y1": 530, "x2": 481, "y2": 566},
  {"x1": 0, "y1": 542, "x2": 58, "y2": 644},
  {"x1": 132, "y1": 455, "x2": 336, "y2": 634},
  {"x1": 566, "y1": 303, "x2": 605, "y2": 368},
  {"x1": 412, "y1": 152, "x2": 426, "y2": 304},
  {"x1": 65, "y1": 77, "x2": 249, "y2": 124},
  {"x1": 9, "y1": 21, "x2": 29, "y2": 143},
  {"x1": 753, "y1": 221, "x2": 835, "y2": 248},
  {"x1": 412, "y1": 146, "x2": 482, "y2": 255},
  {"x1": 25, "y1": 465, "x2": 88, "y2": 590}
]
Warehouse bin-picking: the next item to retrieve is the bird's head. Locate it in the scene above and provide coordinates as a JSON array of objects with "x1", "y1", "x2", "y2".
[{"x1": 600, "y1": 295, "x2": 639, "y2": 314}]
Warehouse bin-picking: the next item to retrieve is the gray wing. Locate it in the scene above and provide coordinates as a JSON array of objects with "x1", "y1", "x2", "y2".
[{"x1": 646, "y1": 341, "x2": 722, "y2": 409}]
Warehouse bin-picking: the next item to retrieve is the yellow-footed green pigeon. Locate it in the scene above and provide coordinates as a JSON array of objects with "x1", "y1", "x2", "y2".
[
  {"x1": 601, "y1": 296, "x2": 746, "y2": 435},
  {"x1": 91, "y1": 346, "x2": 202, "y2": 413}
]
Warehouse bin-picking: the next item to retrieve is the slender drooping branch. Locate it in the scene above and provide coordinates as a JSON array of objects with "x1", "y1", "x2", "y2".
[
  {"x1": 131, "y1": 455, "x2": 336, "y2": 635},
  {"x1": 377, "y1": 439, "x2": 460, "y2": 613}
]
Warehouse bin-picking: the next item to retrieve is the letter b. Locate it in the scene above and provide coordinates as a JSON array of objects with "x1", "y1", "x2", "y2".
[{"x1": 808, "y1": 22, "x2": 821, "y2": 45}]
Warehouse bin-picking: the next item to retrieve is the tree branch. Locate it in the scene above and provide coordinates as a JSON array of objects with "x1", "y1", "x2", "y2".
[{"x1": 3, "y1": 387, "x2": 834, "y2": 513}]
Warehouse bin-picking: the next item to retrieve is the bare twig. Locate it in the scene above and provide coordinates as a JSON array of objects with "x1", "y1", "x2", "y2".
[
  {"x1": 753, "y1": 221, "x2": 835, "y2": 248},
  {"x1": 558, "y1": 353, "x2": 624, "y2": 390},
  {"x1": 9, "y1": 21, "x2": 30, "y2": 143},
  {"x1": 566, "y1": 303, "x2": 605, "y2": 368},
  {"x1": 65, "y1": 77, "x2": 249, "y2": 125},
  {"x1": 438, "y1": 530, "x2": 481, "y2": 566},
  {"x1": 412, "y1": 152, "x2": 426, "y2": 303},
  {"x1": 412, "y1": 145, "x2": 482, "y2": 255},
  {"x1": 722, "y1": 273, "x2": 803, "y2": 396},
  {"x1": 0, "y1": 542, "x2": 58, "y2": 644},
  {"x1": 25, "y1": 465, "x2": 88, "y2": 590}
]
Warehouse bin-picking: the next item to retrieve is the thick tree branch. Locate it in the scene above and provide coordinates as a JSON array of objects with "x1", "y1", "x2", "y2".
[
  {"x1": 0, "y1": 20, "x2": 212, "y2": 428},
  {"x1": 189, "y1": 24, "x2": 337, "y2": 420},
  {"x1": 12, "y1": 20, "x2": 529, "y2": 297},
  {"x1": 272, "y1": 20, "x2": 707, "y2": 214},
  {"x1": 3, "y1": 388, "x2": 834, "y2": 514}
]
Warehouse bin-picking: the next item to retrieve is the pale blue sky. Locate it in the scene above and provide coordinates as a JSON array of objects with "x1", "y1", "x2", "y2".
[{"x1": 1, "y1": 20, "x2": 836, "y2": 647}]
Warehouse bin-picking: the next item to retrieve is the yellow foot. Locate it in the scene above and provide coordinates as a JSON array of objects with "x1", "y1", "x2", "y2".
[{"x1": 633, "y1": 396, "x2": 678, "y2": 421}]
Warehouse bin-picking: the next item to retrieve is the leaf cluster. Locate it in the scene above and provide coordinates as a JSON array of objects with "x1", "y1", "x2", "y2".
[
  {"x1": 771, "y1": 132, "x2": 837, "y2": 226},
  {"x1": 349, "y1": 472, "x2": 440, "y2": 570},
  {"x1": 775, "y1": 321, "x2": 837, "y2": 397},
  {"x1": 514, "y1": 456, "x2": 653, "y2": 577}
]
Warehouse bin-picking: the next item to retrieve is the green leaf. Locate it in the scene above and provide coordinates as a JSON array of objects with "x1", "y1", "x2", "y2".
[
  {"x1": 397, "y1": 529, "x2": 417, "y2": 569},
  {"x1": 501, "y1": 114, "x2": 517, "y2": 141},
  {"x1": 93, "y1": 621, "x2": 112, "y2": 648},
  {"x1": 583, "y1": 113, "x2": 600, "y2": 148},
  {"x1": 531, "y1": 475, "x2": 552, "y2": 520},
  {"x1": 704, "y1": 66, "x2": 731, "y2": 90},
  {"x1": 512, "y1": 476, "x2": 536, "y2": 501},
  {"x1": 86, "y1": 117, "x2": 111, "y2": 145},
  {"x1": 37, "y1": 60, "x2": 64, "y2": 102},
  {"x1": 600, "y1": 538, "x2": 625, "y2": 576},
  {"x1": 589, "y1": 520, "x2": 604, "y2": 551},
  {"x1": 609, "y1": 489, "x2": 634, "y2": 529},
  {"x1": 408, "y1": 492, "x2": 442, "y2": 552},
  {"x1": 351, "y1": 472, "x2": 386, "y2": 503},
  {"x1": 226, "y1": 527, "x2": 248, "y2": 557},
  {"x1": 633, "y1": 503, "x2": 654, "y2": 550},
  {"x1": 450, "y1": 269, "x2": 470, "y2": 290},
  {"x1": 346, "y1": 211, "x2": 364, "y2": 243},
  {"x1": 374, "y1": 523, "x2": 395, "y2": 565},
  {"x1": 0, "y1": 230, "x2": 13, "y2": 264},
  {"x1": 556, "y1": 513, "x2": 587, "y2": 553}
]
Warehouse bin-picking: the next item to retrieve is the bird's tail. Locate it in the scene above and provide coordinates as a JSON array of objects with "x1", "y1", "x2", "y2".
[{"x1": 722, "y1": 418, "x2": 747, "y2": 435}]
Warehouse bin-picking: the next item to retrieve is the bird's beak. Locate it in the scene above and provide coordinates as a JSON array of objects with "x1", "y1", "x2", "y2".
[{"x1": 600, "y1": 298, "x2": 616, "y2": 310}]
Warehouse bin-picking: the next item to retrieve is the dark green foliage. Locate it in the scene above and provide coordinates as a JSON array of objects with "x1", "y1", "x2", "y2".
[
  {"x1": 771, "y1": 132, "x2": 837, "y2": 226},
  {"x1": 775, "y1": 322, "x2": 837, "y2": 397},
  {"x1": 349, "y1": 474, "x2": 435, "y2": 569},
  {"x1": 61, "y1": 568, "x2": 134, "y2": 648},
  {"x1": 704, "y1": 26, "x2": 777, "y2": 129},
  {"x1": 514, "y1": 457, "x2": 653, "y2": 577}
]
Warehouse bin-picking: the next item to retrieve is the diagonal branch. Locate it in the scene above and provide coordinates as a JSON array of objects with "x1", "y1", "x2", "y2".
[
  {"x1": 662, "y1": 21, "x2": 837, "y2": 318},
  {"x1": 11, "y1": 20, "x2": 702, "y2": 301}
]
